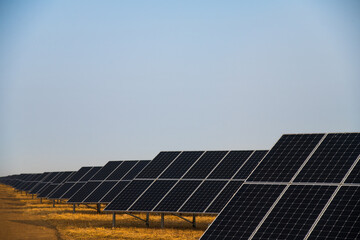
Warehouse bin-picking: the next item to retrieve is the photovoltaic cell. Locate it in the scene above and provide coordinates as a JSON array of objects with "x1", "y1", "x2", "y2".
[
  {"x1": 83, "y1": 181, "x2": 118, "y2": 203},
  {"x1": 309, "y1": 186, "x2": 360, "y2": 240},
  {"x1": 136, "y1": 152, "x2": 181, "y2": 179},
  {"x1": 100, "y1": 181, "x2": 130, "y2": 203},
  {"x1": 68, "y1": 181, "x2": 102, "y2": 203},
  {"x1": 122, "y1": 160, "x2": 151, "y2": 180},
  {"x1": 206, "y1": 181, "x2": 243, "y2": 213},
  {"x1": 233, "y1": 150, "x2": 268, "y2": 180},
  {"x1": 90, "y1": 161, "x2": 123, "y2": 181},
  {"x1": 52, "y1": 172, "x2": 74, "y2": 184},
  {"x1": 62, "y1": 182, "x2": 85, "y2": 199},
  {"x1": 345, "y1": 159, "x2": 360, "y2": 183},
  {"x1": 200, "y1": 184, "x2": 285, "y2": 240},
  {"x1": 48, "y1": 183, "x2": 75, "y2": 199},
  {"x1": 183, "y1": 151, "x2": 228, "y2": 179},
  {"x1": 253, "y1": 185, "x2": 336, "y2": 239},
  {"x1": 295, "y1": 133, "x2": 360, "y2": 183},
  {"x1": 38, "y1": 184, "x2": 59, "y2": 198},
  {"x1": 107, "y1": 161, "x2": 137, "y2": 180},
  {"x1": 207, "y1": 151, "x2": 253, "y2": 179},
  {"x1": 67, "y1": 167, "x2": 92, "y2": 182},
  {"x1": 154, "y1": 180, "x2": 202, "y2": 212},
  {"x1": 129, "y1": 180, "x2": 177, "y2": 211},
  {"x1": 247, "y1": 134, "x2": 324, "y2": 182},
  {"x1": 29, "y1": 182, "x2": 47, "y2": 194},
  {"x1": 104, "y1": 180, "x2": 153, "y2": 211},
  {"x1": 159, "y1": 151, "x2": 204, "y2": 179},
  {"x1": 179, "y1": 180, "x2": 227, "y2": 213},
  {"x1": 79, "y1": 167, "x2": 101, "y2": 181}
]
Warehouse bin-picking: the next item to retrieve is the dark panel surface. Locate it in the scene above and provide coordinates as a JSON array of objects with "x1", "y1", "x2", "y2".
[
  {"x1": 309, "y1": 186, "x2": 360, "y2": 240},
  {"x1": 67, "y1": 167, "x2": 92, "y2": 182},
  {"x1": 154, "y1": 180, "x2": 202, "y2": 212},
  {"x1": 79, "y1": 167, "x2": 102, "y2": 181},
  {"x1": 100, "y1": 181, "x2": 130, "y2": 203},
  {"x1": 42, "y1": 172, "x2": 60, "y2": 182},
  {"x1": 233, "y1": 150, "x2": 268, "y2": 180},
  {"x1": 346, "y1": 159, "x2": 360, "y2": 183},
  {"x1": 136, "y1": 152, "x2": 181, "y2": 179},
  {"x1": 253, "y1": 185, "x2": 336, "y2": 240},
  {"x1": 206, "y1": 181, "x2": 243, "y2": 213},
  {"x1": 248, "y1": 134, "x2": 324, "y2": 182},
  {"x1": 52, "y1": 172, "x2": 74, "y2": 183},
  {"x1": 179, "y1": 180, "x2": 227, "y2": 213},
  {"x1": 38, "y1": 184, "x2": 59, "y2": 198},
  {"x1": 83, "y1": 181, "x2": 117, "y2": 203},
  {"x1": 159, "y1": 151, "x2": 204, "y2": 179},
  {"x1": 29, "y1": 182, "x2": 47, "y2": 194},
  {"x1": 48, "y1": 183, "x2": 75, "y2": 199},
  {"x1": 104, "y1": 180, "x2": 153, "y2": 211},
  {"x1": 90, "y1": 161, "x2": 123, "y2": 181},
  {"x1": 107, "y1": 161, "x2": 137, "y2": 180},
  {"x1": 183, "y1": 151, "x2": 228, "y2": 179},
  {"x1": 295, "y1": 133, "x2": 360, "y2": 183},
  {"x1": 129, "y1": 180, "x2": 177, "y2": 211},
  {"x1": 62, "y1": 182, "x2": 86, "y2": 199},
  {"x1": 68, "y1": 181, "x2": 102, "y2": 203},
  {"x1": 122, "y1": 160, "x2": 150, "y2": 180},
  {"x1": 200, "y1": 184, "x2": 285, "y2": 240},
  {"x1": 208, "y1": 151, "x2": 253, "y2": 179}
]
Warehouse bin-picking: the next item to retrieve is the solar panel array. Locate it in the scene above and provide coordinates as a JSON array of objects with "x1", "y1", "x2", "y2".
[
  {"x1": 104, "y1": 150, "x2": 268, "y2": 214},
  {"x1": 67, "y1": 160, "x2": 150, "y2": 204},
  {"x1": 201, "y1": 133, "x2": 360, "y2": 240}
]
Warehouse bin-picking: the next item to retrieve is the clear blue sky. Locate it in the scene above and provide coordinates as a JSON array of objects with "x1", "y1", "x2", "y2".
[{"x1": 1, "y1": 1, "x2": 359, "y2": 176}]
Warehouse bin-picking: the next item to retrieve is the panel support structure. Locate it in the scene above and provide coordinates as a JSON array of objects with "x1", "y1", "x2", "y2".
[
  {"x1": 161, "y1": 213, "x2": 164, "y2": 228},
  {"x1": 125, "y1": 212, "x2": 150, "y2": 227},
  {"x1": 112, "y1": 212, "x2": 116, "y2": 228},
  {"x1": 73, "y1": 204, "x2": 76, "y2": 213},
  {"x1": 96, "y1": 204, "x2": 101, "y2": 214},
  {"x1": 171, "y1": 213, "x2": 197, "y2": 228}
]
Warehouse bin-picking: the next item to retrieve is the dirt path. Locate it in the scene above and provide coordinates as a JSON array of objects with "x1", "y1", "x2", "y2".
[{"x1": 0, "y1": 184, "x2": 59, "y2": 240}]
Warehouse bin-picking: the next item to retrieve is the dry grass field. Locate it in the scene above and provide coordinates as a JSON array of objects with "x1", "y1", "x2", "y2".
[{"x1": 0, "y1": 184, "x2": 215, "y2": 240}]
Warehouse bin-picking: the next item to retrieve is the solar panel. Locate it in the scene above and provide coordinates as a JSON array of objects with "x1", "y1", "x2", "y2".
[
  {"x1": 309, "y1": 186, "x2": 360, "y2": 240},
  {"x1": 90, "y1": 161, "x2": 123, "y2": 181},
  {"x1": 67, "y1": 181, "x2": 102, "y2": 203},
  {"x1": 100, "y1": 181, "x2": 130, "y2": 203},
  {"x1": 37, "y1": 184, "x2": 59, "y2": 198},
  {"x1": 29, "y1": 182, "x2": 47, "y2": 194},
  {"x1": 52, "y1": 172, "x2": 74, "y2": 184},
  {"x1": 201, "y1": 184, "x2": 286, "y2": 240},
  {"x1": 48, "y1": 182, "x2": 75, "y2": 199},
  {"x1": 233, "y1": 150, "x2": 268, "y2": 180},
  {"x1": 104, "y1": 180, "x2": 153, "y2": 211},
  {"x1": 207, "y1": 151, "x2": 253, "y2": 179},
  {"x1": 205, "y1": 181, "x2": 243, "y2": 213},
  {"x1": 294, "y1": 133, "x2": 360, "y2": 183},
  {"x1": 107, "y1": 161, "x2": 137, "y2": 180},
  {"x1": 79, "y1": 167, "x2": 101, "y2": 181},
  {"x1": 179, "y1": 180, "x2": 227, "y2": 213},
  {"x1": 154, "y1": 180, "x2": 202, "y2": 212},
  {"x1": 252, "y1": 185, "x2": 336, "y2": 239},
  {"x1": 247, "y1": 134, "x2": 324, "y2": 182},
  {"x1": 83, "y1": 181, "x2": 118, "y2": 203},
  {"x1": 129, "y1": 180, "x2": 177, "y2": 211},
  {"x1": 136, "y1": 152, "x2": 181, "y2": 179},
  {"x1": 345, "y1": 158, "x2": 360, "y2": 183},
  {"x1": 159, "y1": 151, "x2": 204, "y2": 179},
  {"x1": 67, "y1": 167, "x2": 92, "y2": 182},
  {"x1": 183, "y1": 151, "x2": 228, "y2": 179},
  {"x1": 62, "y1": 182, "x2": 86, "y2": 199},
  {"x1": 122, "y1": 160, "x2": 151, "y2": 180}
]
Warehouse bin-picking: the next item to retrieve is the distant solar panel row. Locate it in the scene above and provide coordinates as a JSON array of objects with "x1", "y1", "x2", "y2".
[{"x1": 105, "y1": 150, "x2": 268, "y2": 213}]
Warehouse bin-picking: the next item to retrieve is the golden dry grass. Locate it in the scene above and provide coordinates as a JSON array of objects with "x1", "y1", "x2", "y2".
[{"x1": 1, "y1": 184, "x2": 216, "y2": 240}]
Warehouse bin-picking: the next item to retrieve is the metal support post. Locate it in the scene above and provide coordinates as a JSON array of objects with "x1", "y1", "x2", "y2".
[
  {"x1": 40, "y1": 198, "x2": 42, "y2": 203},
  {"x1": 53, "y1": 200, "x2": 55, "y2": 207},
  {"x1": 112, "y1": 212, "x2": 116, "y2": 228},
  {"x1": 73, "y1": 204, "x2": 76, "y2": 213},
  {"x1": 161, "y1": 213, "x2": 165, "y2": 228},
  {"x1": 146, "y1": 213, "x2": 150, "y2": 227},
  {"x1": 32, "y1": 194, "x2": 34, "y2": 199},
  {"x1": 96, "y1": 203, "x2": 101, "y2": 214},
  {"x1": 192, "y1": 214, "x2": 196, "y2": 228}
]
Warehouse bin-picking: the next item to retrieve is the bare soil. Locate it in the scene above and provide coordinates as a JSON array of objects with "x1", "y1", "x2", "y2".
[{"x1": 0, "y1": 184, "x2": 59, "y2": 240}]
